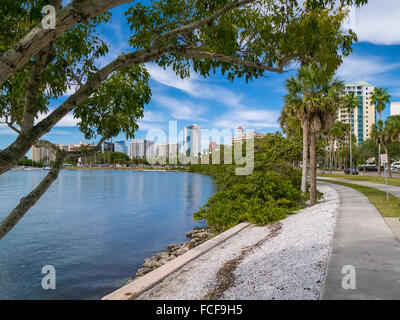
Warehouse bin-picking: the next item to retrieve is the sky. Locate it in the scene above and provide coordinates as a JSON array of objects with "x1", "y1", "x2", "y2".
[{"x1": 2, "y1": 0, "x2": 400, "y2": 156}]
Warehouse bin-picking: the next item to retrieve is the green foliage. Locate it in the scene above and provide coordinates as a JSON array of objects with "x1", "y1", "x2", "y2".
[
  {"x1": 190, "y1": 134, "x2": 304, "y2": 233},
  {"x1": 74, "y1": 66, "x2": 151, "y2": 140}
]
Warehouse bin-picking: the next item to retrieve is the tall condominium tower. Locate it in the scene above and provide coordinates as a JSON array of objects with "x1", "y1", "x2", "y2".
[
  {"x1": 156, "y1": 143, "x2": 181, "y2": 158},
  {"x1": 184, "y1": 124, "x2": 201, "y2": 157},
  {"x1": 102, "y1": 141, "x2": 115, "y2": 153},
  {"x1": 129, "y1": 140, "x2": 154, "y2": 159},
  {"x1": 391, "y1": 102, "x2": 400, "y2": 116},
  {"x1": 32, "y1": 146, "x2": 56, "y2": 162},
  {"x1": 114, "y1": 140, "x2": 128, "y2": 154},
  {"x1": 337, "y1": 80, "x2": 376, "y2": 145}
]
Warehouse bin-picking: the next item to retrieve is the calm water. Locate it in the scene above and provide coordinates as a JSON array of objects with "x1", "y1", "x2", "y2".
[{"x1": 0, "y1": 170, "x2": 215, "y2": 299}]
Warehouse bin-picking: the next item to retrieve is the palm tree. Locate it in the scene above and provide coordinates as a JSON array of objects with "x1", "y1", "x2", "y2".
[
  {"x1": 342, "y1": 93, "x2": 360, "y2": 174},
  {"x1": 383, "y1": 115, "x2": 400, "y2": 178},
  {"x1": 284, "y1": 77, "x2": 310, "y2": 194},
  {"x1": 370, "y1": 88, "x2": 391, "y2": 176},
  {"x1": 284, "y1": 66, "x2": 344, "y2": 205},
  {"x1": 328, "y1": 122, "x2": 345, "y2": 173}
]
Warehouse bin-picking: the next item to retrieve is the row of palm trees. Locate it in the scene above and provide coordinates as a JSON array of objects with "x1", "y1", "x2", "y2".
[
  {"x1": 280, "y1": 65, "x2": 396, "y2": 206},
  {"x1": 371, "y1": 115, "x2": 400, "y2": 178},
  {"x1": 282, "y1": 66, "x2": 344, "y2": 206}
]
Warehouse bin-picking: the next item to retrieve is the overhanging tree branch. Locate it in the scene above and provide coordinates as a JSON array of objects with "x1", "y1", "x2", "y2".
[
  {"x1": 0, "y1": 0, "x2": 135, "y2": 86},
  {"x1": 0, "y1": 148, "x2": 65, "y2": 240},
  {"x1": 0, "y1": 134, "x2": 108, "y2": 240}
]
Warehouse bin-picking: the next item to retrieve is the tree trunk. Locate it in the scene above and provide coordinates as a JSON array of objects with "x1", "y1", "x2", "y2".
[
  {"x1": 350, "y1": 132, "x2": 353, "y2": 174},
  {"x1": 378, "y1": 143, "x2": 382, "y2": 176},
  {"x1": 310, "y1": 131, "x2": 317, "y2": 206},
  {"x1": 0, "y1": 151, "x2": 65, "y2": 240},
  {"x1": 301, "y1": 120, "x2": 309, "y2": 193},
  {"x1": 345, "y1": 133, "x2": 348, "y2": 173},
  {"x1": 385, "y1": 146, "x2": 392, "y2": 179}
]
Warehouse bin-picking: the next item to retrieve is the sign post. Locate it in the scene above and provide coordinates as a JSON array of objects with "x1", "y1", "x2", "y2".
[{"x1": 380, "y1": 154, "x2": 389, "y2": 201}]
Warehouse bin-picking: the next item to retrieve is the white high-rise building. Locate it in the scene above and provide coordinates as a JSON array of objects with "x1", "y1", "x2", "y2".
[
  {"x1": 337, "y1": 80, "x2": 376, "y2": 145},
  {"x1": 156, "y1": 143, "x2": 181, "y2": 158},
  {"x1": 391, "y1": 102, "x2": 400, "y2": 116},
  {"x1": 129, "y1": 140, "x2": 154, "y2": 159},
  {"x1": 184, "y1": 124, "x2": 201, "y2": 157}
]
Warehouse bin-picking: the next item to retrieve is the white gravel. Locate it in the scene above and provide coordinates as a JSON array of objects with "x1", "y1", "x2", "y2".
[{"x1": 137, "y1": 184, "x2": 339, "y2": 300}]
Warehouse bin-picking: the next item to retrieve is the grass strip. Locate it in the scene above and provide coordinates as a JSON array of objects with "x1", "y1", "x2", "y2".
[
  {"x1": 323, "y1": 180, "x2": 400, "y2": 218},
  {"x1": 318, "y1": 173, "x2": 400, "y2": 188}
]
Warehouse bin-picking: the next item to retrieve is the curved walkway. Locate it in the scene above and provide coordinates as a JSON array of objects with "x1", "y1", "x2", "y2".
[
  {"x1": 319, "y1": 181, "x2": 400, "y2": 300},
  {"x1": 318, "y1": 176, "x2": 400, "y2": 198}
]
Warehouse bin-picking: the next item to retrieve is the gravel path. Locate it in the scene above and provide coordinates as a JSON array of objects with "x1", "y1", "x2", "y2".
[{"x1": 137, "y1": 185, "x2": 339, "y2": 300}]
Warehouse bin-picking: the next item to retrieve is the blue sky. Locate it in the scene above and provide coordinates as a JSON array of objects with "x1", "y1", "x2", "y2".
[{"x1": 2, "y1": 0, "x2": 400, "y2": 156}]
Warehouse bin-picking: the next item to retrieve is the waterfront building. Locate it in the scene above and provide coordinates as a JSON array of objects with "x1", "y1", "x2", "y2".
[
  {"x1": 102, "y1": 141, "x2": 115, "y2": 153},
  {"x1": 156, "y1": 143, "x2": 181, "y2": 158},
  {"x1": 114, "y1": 140, "x2": 128, "y2": 154},
  {"x1": 184, "y1": 124, "x2": 201, "y2": 157},
  {"x1": 209, "y1": 141, "x2": 220, "y2": 152},
  {"x1": 232, "y1": 126, "x2": 265, "y2": 143},
  {"x1": 129, "y1": 140, "x2": 154, "y2": 159},
  {"x1": 32, "y1": 146, "x2": 56, "y2": 163},
  {"x1": 391, "y1": 102, "x2": 400, "y2": 116},
  {"x1": 337, "y1": 80, "x2": 376, "y2": 145}
]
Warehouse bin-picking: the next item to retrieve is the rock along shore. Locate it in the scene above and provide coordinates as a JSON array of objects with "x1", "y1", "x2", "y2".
[{"x1": 134, "y1": 228, "x2": 216, "y2": 278}]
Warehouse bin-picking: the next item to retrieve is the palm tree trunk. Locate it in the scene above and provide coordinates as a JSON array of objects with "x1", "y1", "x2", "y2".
[
  {"x1": 345, "y1": 133, "x2": 348, "y2": 173},
  {"x1": 301, "y1": 120, "x2": 309, "y2": 193},
  {"x1": 350, "y1": 132, "x2": 353, "y2": 174},
  {"x1": 378, "y1": 112, "x2": 382, "y2": 176},
  {"x1": 385, "y1": 146, "x2": 392, "y2": 178},
  {"x1": 329, "y1": 139, "x2": 334, "y2": 174},
  {"x1": 378, "y1": 143, "x2": 382, "y2": 176},
  {"x1": 310, "y1": 131, "x2": 317, "y2": 206}
]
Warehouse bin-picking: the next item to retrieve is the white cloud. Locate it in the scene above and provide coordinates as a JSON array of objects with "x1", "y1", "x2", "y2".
[
  {"x1": 35, "y1": 109, "x2": 80, "y2": 127},
  {"x1": 153, "y1": 95, "x2": 205, "y2": 121},
  {"x1": 354, "y1": 0, "x2": 400, "y2": 45},
  {"x1": 0, "y1": 124, "x2": 18, "y2": 135},
  {"x1": 337, "y1": 54, "x2": 400, "y2": 83},
  {"x1": 146, "y1": 64, "x2": 245, "y2": 109},
  {"x1": 214, "y1": 109, "x2": 280, "y2": 130}
]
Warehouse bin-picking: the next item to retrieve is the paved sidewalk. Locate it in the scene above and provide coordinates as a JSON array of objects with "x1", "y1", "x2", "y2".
[
  {"x1": 319, "y1": 182, "x2": 400, "y2": 300},
  {"x1": 318, "y1": 177, "x2": 400, "y2": 198}
]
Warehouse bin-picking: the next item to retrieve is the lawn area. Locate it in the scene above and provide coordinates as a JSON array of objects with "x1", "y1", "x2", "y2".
[
  {"x1": 318, "y1": 173, "x2": 400, "y2": 188},
  {"x1": 324, "y1": 180, "x2": 400, "y2": 218}
]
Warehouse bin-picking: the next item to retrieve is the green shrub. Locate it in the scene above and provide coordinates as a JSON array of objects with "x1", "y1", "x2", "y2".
[{"x1": 190, "y1": 133, "x2": 306, "y2": 233}]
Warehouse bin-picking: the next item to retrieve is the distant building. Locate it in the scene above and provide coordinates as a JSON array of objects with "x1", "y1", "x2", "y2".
[
  {"x1": 102, "y1": 141, "x2": 115, "y2": 153},
  {"x1": 337, "y1": 80, "x2": 376, "y2": 145},
  {"x1": 232, "y1": 126, "x2": 265, "y2": 142},
  {"x1": 32, "y1": 146, "x2": 56, "y2": 163},
  {"x1": 156, "y1": 143, "x2": 181, "y2": 158},
  {"x1": 391, "y1": 102, "x2": 400, "y2": 116},
  {"x1": 114, "y1": 140, "x2": 128, "y2": 154},
  {"x1": 129, "y1": 140, "x2": 154, "y2": 159},
  {"x1": 33, "y1": 142, "x2": 96, "y2": 163},
  {"x1": 209, "y1": 142, "x2": 220, "y2": 152},
  {"x1": 184, "y1": 124, "x2": 201, "y2": 157}
]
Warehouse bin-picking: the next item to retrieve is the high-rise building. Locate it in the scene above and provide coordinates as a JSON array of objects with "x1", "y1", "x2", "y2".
[
  {"x1": 114, "y1": 140, "x2": 128, "y2": 154},
  {"x1": 391, "y1": 102, "x2": 400, "y2": 116},
  {"x1": 102, "y1": 141, "x2": 115, "y2": 153},
  {"x1": 337, "y1": 80, "x2": 376, "y2": 145},
  {"x1": 129, "y1": 140, "x2": 154, "y2": 159},
  {"x1": 32, "y1": 146, "x2": 56, "y2": 163},
  {"x1": 156, "y1": 143, "x2": 181, "y2": 158},
  {"x1": 184, "y1": 124, "x2": 201, "y2": 157}
]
